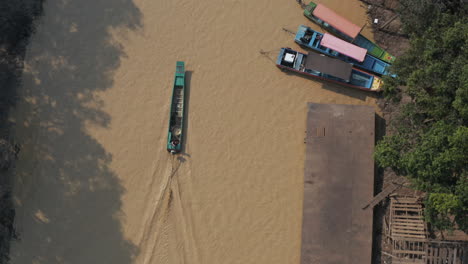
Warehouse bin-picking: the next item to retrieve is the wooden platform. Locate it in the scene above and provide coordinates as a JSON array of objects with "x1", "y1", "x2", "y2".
[
  {"x1": 301, "y1": 103, "x2": 375, "y2": 264},
  {"x1": 388, "y1": 196, "x2": 468, "y2": 264}
]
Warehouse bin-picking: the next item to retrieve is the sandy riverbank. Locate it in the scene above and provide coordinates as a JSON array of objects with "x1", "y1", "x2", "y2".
[{"x1": 9, "y1": 0, "x2": 380, "y2": 263}]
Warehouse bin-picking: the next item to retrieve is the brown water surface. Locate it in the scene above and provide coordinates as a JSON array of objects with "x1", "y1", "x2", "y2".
[{"x1": 10, "y1": 0, "x2": 379, "y2": 263}]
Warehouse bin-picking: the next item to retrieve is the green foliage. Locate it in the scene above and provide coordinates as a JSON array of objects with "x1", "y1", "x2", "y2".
[
  {"x1": 374, "y1": 134, "x2": 406, "y2": 171},
  {"x1": 381, "y1": 74, "x2": 402, "y2": 101},
  {"x1": 376, "y1": 2, "x2": 468, "y2": 233},
  {"x1": 425, "y1": 193, "x2": 461, "y2": 232},
  {"x1": 453, "y1": 64, "x2": 468, "y2": 121},
  {"x1": 398, "y1": 0, "x2": 467, "y2": 36}
]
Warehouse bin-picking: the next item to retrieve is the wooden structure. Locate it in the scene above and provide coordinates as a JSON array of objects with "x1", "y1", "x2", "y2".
[
  {"x1": 362, "y1": 177, "x2": 405, "y2": 210},
  {"x1": 426, "y1": 241, "x2": 468, "y2": 264},
  {"x1": 390, "y1": 196, "x2": 428, "y2": 263},
  {"x1": 390, "y1": 196, "x2": 427, "y2": 241},
  {"x1": 388, "y1": 196, "x2": 468, "y2": 263},
  {"x1": 301, "y1": 103, "x2": 375, "y2": 264}
]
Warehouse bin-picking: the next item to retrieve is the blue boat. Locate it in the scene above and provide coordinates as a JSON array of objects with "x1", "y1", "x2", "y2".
[
  {"x1": 276, "y1": 48, "x2": 382, "y2": 92},
  {"x1": 295, "y1": 25, "x2": 391, "y2": 76}
]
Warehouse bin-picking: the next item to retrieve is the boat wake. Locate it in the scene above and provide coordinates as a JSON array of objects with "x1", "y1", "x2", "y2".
[{"x1": 137, "y1": 154, "x2": 200, "y2": 264}]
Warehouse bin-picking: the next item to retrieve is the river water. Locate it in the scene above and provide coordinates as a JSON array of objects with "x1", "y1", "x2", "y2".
[{"x1": 9, "y1": 0, "x2": 379, "y2": 263}]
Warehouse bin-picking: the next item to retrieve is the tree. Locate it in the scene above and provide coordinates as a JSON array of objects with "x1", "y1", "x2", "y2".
[{"x1": 376, "y1": 3, "x2": 468, "y2": 232}]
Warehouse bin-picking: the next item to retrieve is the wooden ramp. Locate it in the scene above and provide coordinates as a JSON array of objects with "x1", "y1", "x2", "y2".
[
  {"x1": 390, "y1": 196, "x2": 428, "y2": 263},
  {"x1": 362, "y1": 177, "x2": 406, "y2": 210},
  {"x1": 387, "y1": 196, "x2": 468, "y2": 264},
  {"x1": 301, "y1": 103, "x2": 375, "y2": 264},
  {"x1": 390, "y1": 197, "x2": 427, "y2": 241}
]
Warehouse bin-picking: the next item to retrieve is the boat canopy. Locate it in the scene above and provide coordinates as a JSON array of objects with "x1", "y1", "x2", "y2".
[
  {"x1": 313, "y1": 4, "x2": 361, "y2": 39},
  {"x1": 321, "y1": 33, "x2": 367, "y2": 62},
  {"x1": 305, "y1": 52, "x2": 353, "y2": 81}
]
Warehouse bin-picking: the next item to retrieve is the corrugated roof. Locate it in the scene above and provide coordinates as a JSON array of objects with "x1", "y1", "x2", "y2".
[
  {"x1": 321, "y1": 33, "x2": 367, "y2": 62},
  {"x1": 305, "y1": 52, "x2": 352, "y2": 81},
  {"x1": 313, "y1": 4, "x2": 361, "y2": 39}
]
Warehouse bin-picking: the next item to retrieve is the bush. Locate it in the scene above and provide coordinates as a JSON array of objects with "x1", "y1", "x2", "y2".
[{"x1": 377, "y1": 2, "x2": 468, "y2": 232}]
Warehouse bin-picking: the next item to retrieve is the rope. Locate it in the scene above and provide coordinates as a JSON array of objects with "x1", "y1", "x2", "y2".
[
  {"x1": 296, "y1": 0, "x2": 307, "y2": 9},
  {"x1": 259, "y1": 49, "x2": 278, "y2": 65},
  {"x1": 282, "y1": 27, "x2": 296, "y2": 36}
]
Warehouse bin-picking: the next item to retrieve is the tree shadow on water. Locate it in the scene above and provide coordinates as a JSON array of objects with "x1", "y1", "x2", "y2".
[{"x1": 10, "y1": 0, "x2": 142, "y2": 263}]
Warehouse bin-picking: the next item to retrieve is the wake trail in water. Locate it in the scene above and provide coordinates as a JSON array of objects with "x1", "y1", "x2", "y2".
[
  {"x1": 138, "y1": 154, "x2": 201, "y2": 264},
  {"x1": 137, "y1": 155, "x2": 178, "y2": 261},
  {"x1": 168, "y1": 174, "x2": 201, "y2": 264}
]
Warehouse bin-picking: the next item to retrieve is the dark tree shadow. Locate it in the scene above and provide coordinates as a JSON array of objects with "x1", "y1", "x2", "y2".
[
  {"x1": 0, "y1": 1, "x2": 46, "y2": 261},
  {"x1": 374, "y1": 113, "x2": 387, "y2": 194},
  {"x1": 371, "y1": 113, "x2": 387, "y2": 264},
  {"x1": 9, "y1": 0, "x2": 142, "y2": 263}
]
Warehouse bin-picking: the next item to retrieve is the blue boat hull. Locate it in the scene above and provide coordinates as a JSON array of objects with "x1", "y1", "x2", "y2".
[
  {"x1": 294, "y1": 25, "x2": 391, "y2": 76},
  {"x1": 276, "y1": 48, "x2": 382, "y2": 92}
]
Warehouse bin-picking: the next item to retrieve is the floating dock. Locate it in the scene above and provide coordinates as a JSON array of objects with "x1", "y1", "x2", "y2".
[{"x1": 301, "y1": 103, "x2": 375, "y2": 264}]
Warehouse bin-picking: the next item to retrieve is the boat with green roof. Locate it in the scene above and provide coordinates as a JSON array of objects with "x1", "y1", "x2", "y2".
[{"x1": 167, "y1": 61, "x2": 185, "y2": 154}]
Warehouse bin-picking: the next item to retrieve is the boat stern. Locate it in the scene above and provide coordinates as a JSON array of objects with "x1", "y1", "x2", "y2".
[
  {"x1": 294, "y1": 25, "x2": 308, "y2": 45},
  {"x1": 370, "y1": 76, "x2": 383, "y2": 91},
  {"x1": 383, "y1": 52, "x2": 396, "y2": 64},
  {"x1": 303, "y1": 2, "x2": 318, "y2": 18},
  {"x1": 277, "y1": 48, "x2": 300, "y2": 71},
  {"x1": 276, "y1": 48, "x2": 286, "y2": 67}
]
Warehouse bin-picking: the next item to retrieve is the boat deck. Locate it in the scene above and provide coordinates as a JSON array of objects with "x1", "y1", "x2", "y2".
[
  {"x1": 305, "y1": 52, "x2": 352, "y2": 81},
  {"x1": 301, "y1": 103, "x2": 375, "y2": 264}
]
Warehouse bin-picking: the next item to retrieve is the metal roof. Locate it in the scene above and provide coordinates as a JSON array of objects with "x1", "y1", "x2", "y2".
[
  {"x1": 305, "y1": 52, "x2": 353, "y2": 81},
  {"x1": 321, "y1": 33, "x2": 367, "y2": 62},
  {"x1": 313, "y1": 4, "x2": 362, "y2": 39}
]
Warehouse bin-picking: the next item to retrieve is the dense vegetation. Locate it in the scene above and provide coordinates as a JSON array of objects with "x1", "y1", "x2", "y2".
[
  {"x1": 375, "y1": 0, "x2": 468, "y2": 233},
  {"x1": 0, "y1": 1, "x2": 43, "y2": 262}
]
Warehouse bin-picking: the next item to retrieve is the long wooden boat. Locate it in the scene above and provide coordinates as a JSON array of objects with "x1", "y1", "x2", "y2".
[
  {"x1": 295, "y1": 25, "x2": 391, "y2": 76},
  {"x1": 303, "y1": 1, "x2": 396, "y2": 64},
  {"x1": 167, "y1": 61, "x2": 185, "y2": 154},
  {"x1": 276, "y1": 48, "x2": 382, "y2": 92}
]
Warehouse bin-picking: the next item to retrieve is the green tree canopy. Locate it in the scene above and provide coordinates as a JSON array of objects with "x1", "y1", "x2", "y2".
[{"x1": 375, "y1": 1, "x2": 468, "y2": 232}]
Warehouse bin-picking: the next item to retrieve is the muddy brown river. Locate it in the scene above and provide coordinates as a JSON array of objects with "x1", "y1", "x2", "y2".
[{"x1": 9, "y1": 0, "x2": 380, "y2": 263}]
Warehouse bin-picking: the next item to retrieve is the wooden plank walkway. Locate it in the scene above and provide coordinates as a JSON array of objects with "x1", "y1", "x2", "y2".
[
  {"x1": 390, "y1": 196, "x2": 428, "y2": 263},
  {"x1": 362, "y1": 177, "x2": 406, "y2": 209},
  {"x1": 390, "y1": 197, "x2": 427, "y2": 241},
  {"x1": 387, "y1": 196, "x2": 468, "y2": 264},
  {"x1": 301, "y1": 103, "x2": 375, "y2": 264}
]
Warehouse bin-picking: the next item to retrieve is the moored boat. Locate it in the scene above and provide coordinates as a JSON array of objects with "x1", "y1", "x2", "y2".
[
  {"x1": 295, "y1": 25, "x2": 392, "y2": 76},
  {"x1": 167, "y1": 61, "x2": 186, "y2": 154},
  {"x1": 303, "y1": 1, "x2": 396, "y2": 63},
  {"x1": 276, "y1": 48, "x2": 382, "y2": 92}
]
